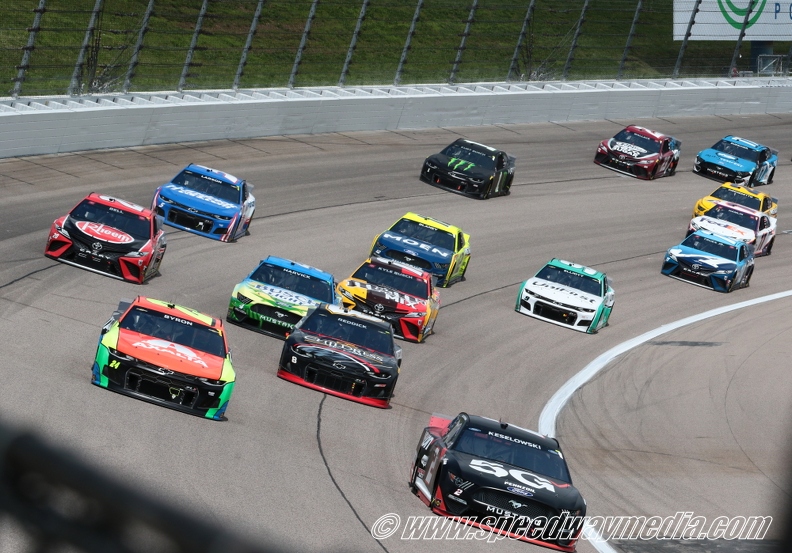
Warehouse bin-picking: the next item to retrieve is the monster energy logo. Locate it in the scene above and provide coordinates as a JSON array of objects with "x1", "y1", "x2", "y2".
[
  {"x1": 448, "y1": 158, "x2": 476, "y2": 171},
  {"x1": 717, "y1": 0, "x2": 766, "y2": 29}
]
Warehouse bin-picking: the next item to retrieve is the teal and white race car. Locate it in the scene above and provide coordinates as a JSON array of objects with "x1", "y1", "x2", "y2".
[
  {"x1": 227, "y1": 256, "x2": 340, "y2": 339},
  {"x1": 515, "y1": 259, "x2": 614, "y2": 334}
]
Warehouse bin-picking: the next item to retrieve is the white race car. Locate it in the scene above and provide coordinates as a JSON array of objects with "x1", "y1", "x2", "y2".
[{"x1": 688, "y1": 200, "x2": 776, "y2": 257}]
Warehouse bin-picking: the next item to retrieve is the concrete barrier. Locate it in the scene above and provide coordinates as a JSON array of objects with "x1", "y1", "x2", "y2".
[{"x1": 1, "y1": 78, "x2": 791, "y2": 159}]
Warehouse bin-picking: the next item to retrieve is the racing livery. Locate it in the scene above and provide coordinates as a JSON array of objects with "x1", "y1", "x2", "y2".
[
  {"x1": 410, "y1": 413, "x2": 586, "y2": 551},
  {"x1": 278, "y1": 303, "x2": 401, "y2": 408},
  {"x1": 370, "y1": 212, "x2": 470, "y2": 287},
  {"x1": 688, "y1": 201, "x2": 775, "y2": 256},
  {"x1": 227, "y1": 256, "x2": 340, "y2": 339},
  {"x1": 45, "y1": 193, "x2": 166, "y2": 284},
  {"x1": 594, "y1": 125, "x2": 680, "y2": 179},
  {"x1": 420, "y1": 138, "x2": 516, "y2": 199},
  {"x1": 515, "y1": 259, "x2": 614, "y2": 334},
  {"x1": 693, "y1": 136, "x2": 777, "y2": 186},
  {"x1": 337, "y1": 257, "x2": 439, "y2": 343},
  {"x1": 693, "y1": 183, "x2": 778, "y2": 218},
  {"x1": 152, "y1": 163, "x2": 255, "y2": 242},
  {"x1": 91, "y1": 297, "x2": 235, "y2": 420},
  {"x1": 662, "y1": 230, "x2": 754, "y2": 292}
]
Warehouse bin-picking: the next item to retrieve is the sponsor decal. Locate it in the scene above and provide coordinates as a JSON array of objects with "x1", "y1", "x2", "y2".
[
  {"x1": 131, "y1": 339, "x2": 208, "y2": 368},
  {"x1": 381, "y1": 232, "x2": 451, "y2": 258},
  {"x1": 76, "y1": 221, "x2": 134, "y2": 244},
  {"x1": 447, "y1": 494, "x2": 467, "y2": 505},
  {"x1": 531, "y1": 280, "x2": 599, "y2": 305},
  {"x1": 448, "y1": 158, "x2": 476, "y2": 171},
  {"x1": 303, "y1": 334, "x2": 384, "y2": 363},
  {"x1": 421, "y1": 433, "x2": 434, "y2": 450},
  {"x1": 469, "y1": 459, "x2": 557, "y2": 492},
  {"x1": 507, "y1": 486, "x2": 534, "y2": 497},
  {"x1": 92, "y1": 242, "x2": 103, "y2": 251},
  {"x1": 347, "y1": 280, "x2": 423, "y2": 308},
  {"x1": 610, "y1": 140, "x2": 648, "y2": 158},
  {"x1": 339, "y1": 318, "x2": 367, "y2": 328},
  {"x1": 250, "y1": 282, "x2": 316, "y2": 305},
  {"x1": 165, "y1": 185, "x2": 238, "y2": 209},
  {"x1": 505, "y1": 481, "x2": 535, "y2": 493},
  {"x1": 488, "y1": 431, "x2": 542, "y2": 449}
]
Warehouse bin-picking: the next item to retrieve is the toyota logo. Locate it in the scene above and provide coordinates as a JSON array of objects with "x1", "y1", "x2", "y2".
[
  {"x1": 92, "y1": 242, "x2": 103, "y2": 251},
  {"x1": 618, "y1": 155, "x2": 626, "y2": 160},
  {"x1": 691, "y1": 264, "x2": 700, "y2": 270},
  {"x1": 374, "y1": 304, "x2": 385, "y2": 313}
]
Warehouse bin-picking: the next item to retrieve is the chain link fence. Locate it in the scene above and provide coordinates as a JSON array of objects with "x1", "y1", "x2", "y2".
[{"x1": 1, "y1": 0, "x2": 790, "y2": 97}]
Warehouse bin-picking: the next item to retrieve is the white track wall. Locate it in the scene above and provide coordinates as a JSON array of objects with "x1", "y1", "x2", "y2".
[{"x1": 1, "y1": 78, "x2": 791, "y2": 159}]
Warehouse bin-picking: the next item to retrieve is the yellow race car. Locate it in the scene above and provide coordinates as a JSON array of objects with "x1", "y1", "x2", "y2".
[{"x1": 693, "y1": 183, "x2": 778, "y2": 219}]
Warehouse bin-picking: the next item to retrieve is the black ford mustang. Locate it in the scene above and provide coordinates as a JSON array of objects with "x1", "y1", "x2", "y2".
[
  {"x1": 410, "y1": 413, "x2": 585, "y2": 550},
  {"x1": 420, "y1": 139, "x2": 515, "y2": 199},
  {"x1": 277, "y1": 303, "x2": 401, "y2": 408}
]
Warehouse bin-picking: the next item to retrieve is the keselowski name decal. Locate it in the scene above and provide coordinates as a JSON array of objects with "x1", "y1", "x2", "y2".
[
  {"x1": 381, "y1": 232, "x2": 451, "y2": 258},
  {"x1": 303, "y1": 334, "x2": 384, "y2": 363},
  {"x1": 610, "y1": 140, "x2": 649, "y2": 158},
  {"x1": 165, "y1": 185, "x2": 238, "y2": 209},
  {"x1": 75, "y1": 221, "x2": 134, "y2": 244},
  {"x1": 488, "y1": 431, "x2": 541, "y2": 449}
]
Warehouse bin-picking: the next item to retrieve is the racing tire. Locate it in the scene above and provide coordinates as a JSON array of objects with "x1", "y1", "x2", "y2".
[
  {"x1": 245, "y1": 210, "x2": 255, "y2": 236},
  {"x1": 669, "y1": 159, "x2": 678, "y2": 176},
  {"x1": 764, "y1": 237, "x2": 774, "y2": 256},
  {"x1": 409, "y1": 462, "x2": 421, "y2": 495},
  {"x1": 747, "y1": 172, "x2": 757, "y2": 188},
  {"x1": 743, "y1": 267, "x2": 753, "y2": 288},
  {"x1": 479, "y1": 184, "x2": 491, "y2": 200},
  {"x1": 768, "y1": 168, "x2": 775, "y2": 184}
]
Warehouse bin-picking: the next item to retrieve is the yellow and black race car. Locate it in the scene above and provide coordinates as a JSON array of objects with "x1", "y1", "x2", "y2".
[{"x1": 693, "y1": 182, "x2": 778, "y2": 219}]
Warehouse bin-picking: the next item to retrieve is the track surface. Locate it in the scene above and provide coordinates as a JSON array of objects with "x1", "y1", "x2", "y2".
[{"x1": 1, "y1": 115, "x2": 791, "y2": 552}]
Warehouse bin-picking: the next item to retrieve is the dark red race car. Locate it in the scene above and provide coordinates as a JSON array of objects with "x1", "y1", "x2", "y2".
[
  {"x1": 594, "y1": 125, "x2": 681, "y2": 180},
  {"x1": 45, "y1": 193, "x2": 167, "y2": 284}
]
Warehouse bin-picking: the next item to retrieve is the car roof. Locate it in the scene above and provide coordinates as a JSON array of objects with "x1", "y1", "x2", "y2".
[
  {"x1": 721, "y1": 136, "x2": 764, "y2": 151},
  {"x1": 687, "y1": 229, "x2": 744, "y2": 247},
  {"x1": 85, "y1": 193, "x2": 154, "y2": 217},
  {"x1": 623, "y1": 125, "x2": 665, "y2": 141},
  {"x1": 259, "y1": 255, "x2": 334, "y2": 282},
  {"x1": 320, "y1": 303, "x2": 393, "y2": 331},
  {"x1": 180, "y1": 163, "x2": 242, "y2": 185},
  {"x1": 710, "y1": 183, "x2": 771, "y2": 201},
  {"x1": 129, "y1": 296, "x2": 221, "y2": 329},
  {"x1": 544, "y1": 258, "x2": 605, "y2": 280},
  {"x1": 453, "y1": 138, "x2": 498, "y2": 153},
  {"x1": 463, "y1": 414, "x2": 560, "y2": 450},
  {"x1": 398, "y1": 212, "x2": 461, "y2": 233},
  {"x1": 707, "y1": 199, "x2": 764, "y2": 216}
]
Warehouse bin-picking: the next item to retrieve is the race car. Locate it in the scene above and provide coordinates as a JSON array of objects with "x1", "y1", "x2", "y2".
[
  {"x1": 420, "y1": 138, "x2": 515, "y2": 199},
  {"x1": 45, "y1": 193, "x2": 166, "y2": 284},
  {"x1": 662, "y1": 230, "x2": 754, "y2": 292},
  {"x1": 152, "y1": 163, "x2": 255, "y2": 242},
  {"x1": 693, "y1": 182, "x2": 778, "y2": 219},
  {"x1": 227, "y1": 256, "x2": 340, "y2": 339},
  {"x1": 594, "y1": 125, "x2": 680, "y2": 179},
  {"x1": 337, "y1": 257, "x2": 439, "y2": 343},
  {"x1": 91, "y1": 297, "x2": 235, "y2": 420},
  {"x1": 370, "y1": 212, "x2": 470, "y2": 287},
  {"x1": 693, "y1": 136, "x2": 777, "y2": 186},
  {"x1": 278, "y1": 303, "x2": 401, "y2": 408},
  {"x1": 410, "y1": 412, "x2": 586, "y2": 551},
  {"x1": 515, "y1": 259, "x2": 614, "y2": 334},
  {"x1": 688, "y1": 201, "x2": 776, "y2": 256}
]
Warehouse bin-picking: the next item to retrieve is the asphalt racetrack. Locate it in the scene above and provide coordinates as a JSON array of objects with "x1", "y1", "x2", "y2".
[{"x1": 1, "y1": 114, "x2": 791, "y2": 552}]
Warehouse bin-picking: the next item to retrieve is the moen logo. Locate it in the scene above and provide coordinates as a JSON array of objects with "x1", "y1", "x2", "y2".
[{"x1": 717, "y1": 0, "x2": 766, "y2": 29}]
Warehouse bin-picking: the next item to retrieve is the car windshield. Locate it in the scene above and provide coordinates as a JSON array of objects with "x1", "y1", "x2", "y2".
[
  {"x1": 453, "y1": 427, "x2": 571, "y2": 483},
  {"x1": 69, "y1": 199, "x2": 151, "y2": 240},
  {"x1": 300, "y1": 310, "x2": 394, "y2": 355},
  {"x1": 612, "y1": 129, "x2": 661, "y2": 154},
  {"x1": 711, "y1": 139, "x2": 759, "y2": 162},
  {"x1": 171, "y1": 169, "x2": 241, "y2": 204},
  {"x1": 709, "y1": 188, "x2": 761, "y2": 211},
  {"x1": 703, "y1": 204, "x2": 758, "y2": 230},
  {"x1": 352, "y1": 262, "x2": 429, "y2": 299},
  {"x1": 682, "y1": 234, "x2": 739, "y2": 261},
  {"x1": 535, "y1": 265, "x2": 603, "y2": 296},
  {"x1": 119, "y1": 306, "x2": 226, "y2": 358},
  {"x1": 250, "y1": 262, "x2": 334, "y2": 303},
  {"x1": 440, "y1": 143, "x2": 496, "y2": 171},
  {"x1": 389, "y1": 218, "x2": 456, "y2": 251}
]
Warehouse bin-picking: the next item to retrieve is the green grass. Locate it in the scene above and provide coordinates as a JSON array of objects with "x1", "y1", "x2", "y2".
[{"x1": 1, "y1": 0, "x2": 788, "y2": 97}]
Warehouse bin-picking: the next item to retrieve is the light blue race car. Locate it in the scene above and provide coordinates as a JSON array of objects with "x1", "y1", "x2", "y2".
[{"x1": 693, "y1": 136, "x2": 777, "y2": 187}]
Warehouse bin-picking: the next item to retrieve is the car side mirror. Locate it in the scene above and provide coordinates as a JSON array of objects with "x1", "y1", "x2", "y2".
[{"x1": 394, "y1": 344, "x2": 403, "y2": 367}]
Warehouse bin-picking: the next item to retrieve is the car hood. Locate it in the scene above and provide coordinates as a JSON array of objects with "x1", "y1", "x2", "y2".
[
  {"x1": 342, "y1": 279, "x2": 427, "y2": 312},
  {"x1": 240, "y1": 279, "x2": 322, "y2": 310},
  {"x1": 525, "y1": 279, "x2": 602, "y2": 309},
  {"x1": 159, "y1": 184, "x2": 240, "y2": 216},
  {"x1": 378, "y1": 231, "x2": 454, "y2": 264},
  {"x1": 604, "y1": 139, "x2": 659, "y2": 161},
  {"x1": 116, "y1": 329, "x2": 224, "y2": 380},
  {"x1": 667, "y1": 247, "x2": 738, "y2": 271},
  {"x1": 63, "y1": 217, "x2": 147, "y2": 251},
  {"x1": 697, "y1": 149, "x2": 756, "y2": 171},
  {"x1": 428, "y1": 153, "x2": 494, "y2": 179},
  {"x1": 291, "y1": 332, "x2": 397, "y2": 376},
  {"x1": 691, "y1": 216, "x2": 755, "y2": 242}
]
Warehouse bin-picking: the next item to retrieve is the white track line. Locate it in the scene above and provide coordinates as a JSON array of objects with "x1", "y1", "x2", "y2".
[{"x1": 537, "y1": 290, "x2": 792, "y2": 553}]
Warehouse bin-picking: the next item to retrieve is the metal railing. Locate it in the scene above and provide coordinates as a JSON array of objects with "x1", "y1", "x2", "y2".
[{"x1": 1, "y1": 0, "x2": 790, "y2": 97}]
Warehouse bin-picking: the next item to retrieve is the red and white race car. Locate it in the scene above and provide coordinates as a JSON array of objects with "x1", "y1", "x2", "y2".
[
  {"x1": 594, "y1": 125, "x2": 681, "y2": 180},
  {"x1": 688, "y1": 200, "x2": 776, "y2": 257},
  {"x1": 45, "y1": 193, "x2": 167, "y2": 283}
]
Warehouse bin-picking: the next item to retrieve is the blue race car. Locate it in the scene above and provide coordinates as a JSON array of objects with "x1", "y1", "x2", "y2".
[
  {"x1": 693, "y1": 136, "x2": 777, "y2": 187},
  {"x1": 227, "y1": 256, "x2": 341, "y2": 338},
  {"x1": 661, "y1": 230, "x2": 754, "y2": 293},
  {"x1": 152, "y1": 164, "x2": 255, "y2": 242}
]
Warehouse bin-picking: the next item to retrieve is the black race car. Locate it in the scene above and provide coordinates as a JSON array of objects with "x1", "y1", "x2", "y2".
[
  {"x1": 420, "y1": 138, "x2": 515, "y2": 199},
  {"x1": 410, "y1": 413, "x2": 585, "y2": 551},
  {"x1": 277, "y1": 303, "x2": 402, "y2": 408}
]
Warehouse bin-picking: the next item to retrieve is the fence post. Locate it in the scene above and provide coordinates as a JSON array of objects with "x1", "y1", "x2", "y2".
[
  {"x1": 288, "y1": 0, "x2": 320, "y2": 88},
  {"x1": 562, "y1": 0, "x2": 590, "y2": 80},
  {"x1": 618, "y1": 0, "x2": 642, "y2": 79},
  {"x1": 394, "y1": 0, "x2": 423, "y2": 86},
  {"x1": 729, "y1": 0, "x2": 757, "y2": 77},
  {"x1": 234, "y1": 0, "x2": 266, "y2": 90},
  {"x1": 449, "y1": 0, "x2": 478, "y2": 85},
  {"x1": 506, "y1": 0, "x2": 536, "y2": 82},
  {"x1": 338, "y1": 0, "x2": 370, "y2": 87},
  {"x1": 673, "y1": 0, "x2": 702, "y2": 78},
  {"x1": 12, "y1": 0, "x2": 47, "y2": 98},
  {"x1": 123, "y1": 0, "x2": 154, "y2": 93},
  {"x1": 68, "y1": 0, "x2": 104, "y2": 96},
  {"x1": 178, "y1": 0, "x2": 209, "y2": 93}
]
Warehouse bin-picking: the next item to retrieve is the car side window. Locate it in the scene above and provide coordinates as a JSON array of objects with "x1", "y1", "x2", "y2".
[
  {"x1": 497, "y1": 154, "x2": 505, "y2": 170},
  {"x1": 740, "y1": 245, "x2": 746, "y2": 260},
  {"x1": 760, "y1": 217, "x2": 768, "y2": 230}
]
